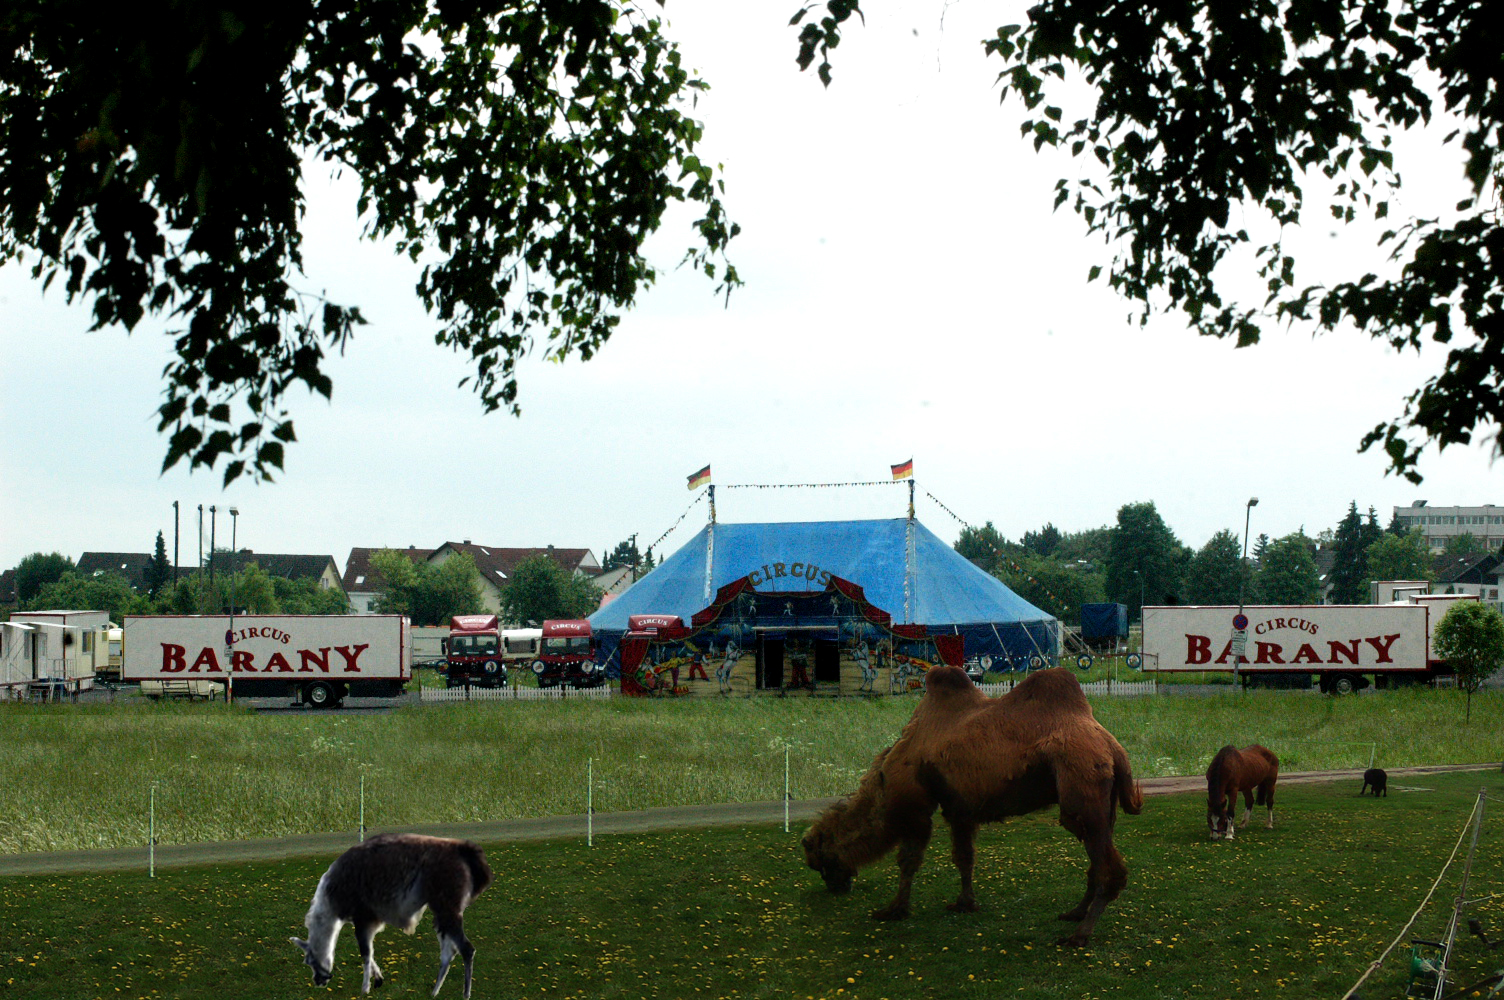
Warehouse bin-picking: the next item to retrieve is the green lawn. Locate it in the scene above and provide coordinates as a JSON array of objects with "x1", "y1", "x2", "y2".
[
  {"x1": 3, "y1": 770, "x2": 1503, "y2": 1000},
  {"x1": 3, "y1": 687, "x2": 1502, "y2": 854}
]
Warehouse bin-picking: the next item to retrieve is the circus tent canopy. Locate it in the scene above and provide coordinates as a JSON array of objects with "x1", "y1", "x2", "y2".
[{"x1": 588, "y1": 518, "x2": 1057, "y2": 669}]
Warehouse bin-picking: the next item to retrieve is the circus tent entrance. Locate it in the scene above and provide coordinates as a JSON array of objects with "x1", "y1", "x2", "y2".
[
  {"x1": 612, "y1": 573, "x2": 964, "y2": 698},
  {"x1": 754, "y1": 631, "x2": 841, "y2": 692}
]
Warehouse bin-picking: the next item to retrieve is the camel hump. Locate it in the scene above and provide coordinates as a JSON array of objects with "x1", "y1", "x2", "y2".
[
  {"x1": 924, "y1": 665, "x2": 973, "y2": 694},
  {"x1": 1011, "y1": 666, "x2": 1090, "y2": 709}
]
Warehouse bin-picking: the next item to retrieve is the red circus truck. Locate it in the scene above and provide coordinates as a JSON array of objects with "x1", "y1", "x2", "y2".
[
  {"x1": 1141, "y1": 595, "x2": 1477, "y2": 694},
  {"x1": 445, "y1": 614, "x2": 508, "y2": 688},
  {"x1": 122, "y1": 615, "x2": 410, "y2": 708},
  {"x1": 531, "y1": 619, "x2": 601, "y2": 688}
]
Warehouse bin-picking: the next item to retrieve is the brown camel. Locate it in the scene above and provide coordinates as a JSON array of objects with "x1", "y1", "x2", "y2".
[{"x1": 802, "y1": 665, "x2": 1142, "y2": 945}]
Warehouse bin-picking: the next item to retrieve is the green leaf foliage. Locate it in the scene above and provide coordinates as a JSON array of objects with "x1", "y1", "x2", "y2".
[
  {"x1": 12, "y1": 552, "x2": 75, "y2": 604},
  {"x1": 1256, "y1": 532, "x2": 1320, "y2": 604},
  {"x1": 369, "y1": 549, "x2": 483, "y2": 626},
  {"x1": 1184, "y1": 529, "x2": 1250, "y2": 606},
  {"x1": 500, "y1": 553, "x2": 601, "y2": 627},
  {"x1": 1363, "y1": 529, "x2": 1433, "y2": 589},
  {"x1": 1, "y1": 1, "x2": 738, "y2": 482},
  {"x1": 27, "y1": 570, "x2": 151, "y2": 622},
  {"x1": 795, "y1": 1, "x2": 1504, "y2": 482},
  {"x1": 1432, "y1": 600, "x2": 1504, "y2": 720},
  {"x1": 1105, "y1": 501, "x2": 1187, "y2": 617}
]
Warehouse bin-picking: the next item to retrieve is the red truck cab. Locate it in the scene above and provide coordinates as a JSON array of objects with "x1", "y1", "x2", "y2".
[
  {"x1": 533, "y1": 619, "x2": 600, "y2": 688},
  {"x1": 446, "y1": 614, "x2": 508, "y2": 687}
]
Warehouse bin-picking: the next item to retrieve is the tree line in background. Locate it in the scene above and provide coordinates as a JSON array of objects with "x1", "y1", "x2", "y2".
[
  {"x1": 956, "y1": 500, "x2": 1485, "y2": 626},
  {"x1": 7, "y1": 533, "x2": 349, "y2": 623},
  {"x1": 367, "y1": 549, "x2": 601, "y2": 627},
  {"x1": 4, "y1": 532, "x2": 618, "y2": 629}
]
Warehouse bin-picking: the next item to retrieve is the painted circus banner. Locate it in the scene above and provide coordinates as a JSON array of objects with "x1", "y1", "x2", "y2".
[{"x1": 611, "y1": 574, "x2": 963, "y2": 697}]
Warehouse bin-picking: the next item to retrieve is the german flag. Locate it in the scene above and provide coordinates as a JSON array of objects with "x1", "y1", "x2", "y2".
[
  {"x1": 687, "y1": 464, "x2": 711, "y2": 490},
  {"x1": 890, "y1": 459, "x2": 913, "y2": 481}
]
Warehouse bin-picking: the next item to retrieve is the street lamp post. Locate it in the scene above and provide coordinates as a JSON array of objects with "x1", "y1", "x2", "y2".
[
  {"x1": 227, "y1": 507, "x2": 238, "y2": 704},
  {"x1": 1234, "y1": 497, "x2": 1260, "y2": 685}
]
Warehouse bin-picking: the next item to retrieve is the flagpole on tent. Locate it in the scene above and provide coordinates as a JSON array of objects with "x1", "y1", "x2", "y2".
[
  {"x1": 705, "y1": 484, "x2": 716, "y2": 603},
  {"x1": 904, "y1": 482, "x2": 915, "y2": 624}
]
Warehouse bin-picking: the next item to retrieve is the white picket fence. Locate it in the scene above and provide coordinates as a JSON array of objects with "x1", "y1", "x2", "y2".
[
  {"x1": 979, "y1": 678, "x2": 1158, "y2": 697},
  {"x1": 420, "y1": 684, "x2": 615, "y2": 703}
]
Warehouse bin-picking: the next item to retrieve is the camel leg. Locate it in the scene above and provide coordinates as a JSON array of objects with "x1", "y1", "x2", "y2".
[
  {"x1": 946, "y1": 818, "x2": 979, "y2": 913},
  {"x1": 1056, "y1": 807, "x2": 1127, "y2": 945},
  {"x1": 871, "y1": 815, "x2": 932, "y2": 921}
]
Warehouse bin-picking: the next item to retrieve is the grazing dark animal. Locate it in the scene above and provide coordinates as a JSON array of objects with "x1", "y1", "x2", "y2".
[
  {"x1": 291, "y1": 833, "x2": 493, "y2": 997},
  {"x1": 1360, "y1": 767, "x2": 1388, "y2": 797},
  {"x1": 801, "y1": 665, "x2": 1143, "y2": 945},
  {"x1": 1206, "y1": 744, "x2": 1279, "y2": 840}
]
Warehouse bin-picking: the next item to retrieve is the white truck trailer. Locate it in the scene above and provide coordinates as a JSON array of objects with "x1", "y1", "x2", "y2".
[
  {"x1": 122, "y1": 615, "x2": 411, "y2": 708},
  {"x1": 1141, "y1": 596, "x2": 1476, "y2": 694}
]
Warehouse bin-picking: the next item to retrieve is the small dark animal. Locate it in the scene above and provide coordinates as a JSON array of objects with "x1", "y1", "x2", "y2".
[
  {"x1": 1206, "y1": 745, "x2": 1279, "y2": 840},
  {"x1": 801, "y1": 666, "x2": 1143, "y2": 946},
  {"x1": 291, "y1": 833, "x2": 493, "y2": 997},
  {"x1": 1360, "y1": 767, "x2": 1388, "y2": 797},
  {"x1": 1469, "y1": 918, "x2": 1504, "y2": 951}
]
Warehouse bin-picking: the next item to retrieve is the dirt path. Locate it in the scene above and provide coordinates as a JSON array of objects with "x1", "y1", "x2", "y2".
[{"x1": 2, "y1": 763, "x2": 1495, "y2": 877}]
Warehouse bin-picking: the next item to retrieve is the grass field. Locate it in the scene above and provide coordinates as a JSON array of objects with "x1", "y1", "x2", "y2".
[
  {"x1": 3, "y1": 769, "x2": 1504, "y2": 1000},
  {"x1": 2, "y1": 686, "x2": 1502, "y2": 855}
]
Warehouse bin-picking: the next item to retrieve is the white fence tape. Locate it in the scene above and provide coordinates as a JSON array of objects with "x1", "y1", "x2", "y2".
[
  {"x1": 420, "y1": 685, "x2": 615, "y2": 703},
  {"x1": 979, "y1": 679, "x2": 1158, "y2": 697}
]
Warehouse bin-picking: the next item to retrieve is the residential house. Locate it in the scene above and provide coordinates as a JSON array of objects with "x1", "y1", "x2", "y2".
[
  {"x1": 76, "y1": 551, "x2": 190, "y2": 592},
  {"x1": 206, "y1": 551, "x2": 346, "y2": 597},
  {"x1": 428, "y1": 541, "x2": 601, "y2": 617},
  {"x1": 341, "y1": 546, "x2": 434, "y2": 614},
  {"x1": 1432, "y1": 551, "x2": 1504, "y2": 613}
]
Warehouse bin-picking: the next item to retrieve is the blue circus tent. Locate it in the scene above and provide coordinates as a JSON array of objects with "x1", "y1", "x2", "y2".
[{"x1": 589, "y1": 518, "x2": 1057, "y2": 671}]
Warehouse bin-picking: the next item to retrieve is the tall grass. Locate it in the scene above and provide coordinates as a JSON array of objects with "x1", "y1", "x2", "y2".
[{"x1": 1, "y1": 687, "x2": 1500, "y2": 853}]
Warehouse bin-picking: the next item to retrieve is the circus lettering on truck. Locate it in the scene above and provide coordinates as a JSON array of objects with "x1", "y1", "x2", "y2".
[
  {"x1": 121, "y1": 615, "x2": 410, "y2": 709},
  {"x1": 531, "y1": 619, "x2": 601, "y2": 689},
  {"x1": 1139, "y1": 599, "x2": 1476, "y2": 694}
]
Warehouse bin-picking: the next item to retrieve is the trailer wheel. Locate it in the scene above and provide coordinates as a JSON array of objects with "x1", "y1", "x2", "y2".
[
  {"x1": 1332, "y1": 674, "x2": 1360, "y2": 696},
  {"x1": 304, "y1": 682, "x2": 335, "y2": 709}
]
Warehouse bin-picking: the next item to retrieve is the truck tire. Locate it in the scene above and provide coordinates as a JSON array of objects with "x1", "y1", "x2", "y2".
[
  {"x1": 1331, "y1": 674, "x2": 1361, "y2": 696},
  {"x1": 482, "y1": 659, "x2": 503, "y2": 685},
  {"x1": 304, "y1": 681, "x2": 335, "y2": 709}
]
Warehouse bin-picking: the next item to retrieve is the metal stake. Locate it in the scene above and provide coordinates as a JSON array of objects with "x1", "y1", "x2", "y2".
[
  {"x1": 784, "y1": 745, "x2": 790, "y2": 833},
  {"x1": 149, "y1": 783, "x2": 156, "y2": 878},
  {"x1": 359, "y1": 775, "x2": 366, "y2": 842},
  {"x1": 587, "y1": 757, "x2": 594, "y2": 847}
]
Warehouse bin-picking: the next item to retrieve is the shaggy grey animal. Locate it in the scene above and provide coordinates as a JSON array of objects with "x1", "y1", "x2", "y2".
[{"x1": 292, "y1": 834, "x2": 492, "y2": 997}]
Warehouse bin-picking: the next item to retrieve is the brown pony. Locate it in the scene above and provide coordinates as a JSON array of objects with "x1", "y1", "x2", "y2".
[
  {"x1": 1205, "y1": 744, "x2": 1279, "y2": 840},
  {"x1": 801, "y1": 665, "x2": 1143, "y2": 945}
]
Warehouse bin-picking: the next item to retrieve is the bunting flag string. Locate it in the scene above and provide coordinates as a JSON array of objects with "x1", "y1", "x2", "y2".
[
  {"x1": 647, "y1": 493, "x2": 705, "y2": 557},
  {"x1": 922, "y1": 489, "x2": 1076, "y2": 617},
  {"x1": 720, "y1": 480, "x2": 901, "y2": 490}
]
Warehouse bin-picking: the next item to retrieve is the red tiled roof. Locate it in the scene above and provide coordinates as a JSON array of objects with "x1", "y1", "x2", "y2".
[{"x1": 342, "y1": 547, "x2": 434, "y2": 592}]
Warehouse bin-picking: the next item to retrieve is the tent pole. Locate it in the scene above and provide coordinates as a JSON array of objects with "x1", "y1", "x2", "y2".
[{"x1": 705, "y1": 485, "x2": 715, "y2": 604}]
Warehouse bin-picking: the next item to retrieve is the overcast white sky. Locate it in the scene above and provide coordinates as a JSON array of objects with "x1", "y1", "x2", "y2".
[{"x1": 1, "y1": 3, "x2": 1497, "y2": 575}]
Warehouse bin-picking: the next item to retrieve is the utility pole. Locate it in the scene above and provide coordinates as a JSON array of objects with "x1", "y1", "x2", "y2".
[
  {"x1": 172, "y1": 501, "x2": 180, "y2": 583},
  {"x1": 209, "y1": 505, "x2": 217, "y2": 589}
]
